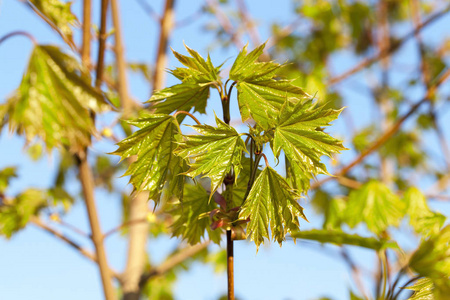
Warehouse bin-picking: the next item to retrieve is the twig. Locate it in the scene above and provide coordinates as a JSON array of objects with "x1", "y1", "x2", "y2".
[
  {"x1": 95, "y1": 0, "x2": 110, "y2": 88},
  {"x1": 235, "y1": 0, "x2": 269, "y2": 61},
  {"x1": 328, "y1": 4, "x2": 450, "y2": 86},
  {"x1": 0, "y1": 31, "x2": 37, "y2": 46},
  {"x1": 133, "y1": 0, "x2": 160, "y2": 22},
  {"x1": 205, "y1": 0, "x2": 243, "y2": 50},
  {"x1": 30, "y1": 216, "x2": 120, "y2": 280},
  {"x1": 81, "y1": 0, "x2": 92, "y2": 68},
  {"x1": 341, "y1": 248, "x2": 371, "y2": 300},
  {"x1": 104, "y1": 217, "x2": 148, "y2": 239},
  {"x1": 111, "y1": 0, "x2": 136, "y2": 116},
  {"x1": 311, "y1": 67, "x2": 450, "y2": 190},
  {"x1": 173, "y1": 111, "x2": 201, "y2": 125},
  {"x1": 152, "y1": 0, "x2": 176, "y2": 92},
  {"x1": 138, "y1": 242, "x2": 209, "y2": 286}
]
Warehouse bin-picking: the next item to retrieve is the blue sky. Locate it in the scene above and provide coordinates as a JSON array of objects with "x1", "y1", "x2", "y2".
[{"x1": 1, "y1": 1, "x2": 450, "y2": 300}]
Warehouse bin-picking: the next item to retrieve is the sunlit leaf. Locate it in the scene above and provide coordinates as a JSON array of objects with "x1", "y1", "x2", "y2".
[
  {"x1": 111, "y1": 114, "x2": 184, "y2": 202},
  {"x1": 170, "y1": 183, "x2": 221, "y2": 245},
  {"x1": 0, "y1": 167, "x2": 17, "y2": 194},
  {"x1": 175, "y1": 115, "x2": 246, "y2": 196},
  {"x1": 230, "y1": 43, "x2": 310, "y2": 129},
  {"x1": 403, "y1": 187, "x2": 445, "y2": 236},
  {"x1": 291, "y1": 229, "x2": 399, "y2": 251},
  {"x1": 1, "y1": 45, "x2": 108, "y2": 152},
  {"x1": 405, "y1": 278, "x2": 434, "y2": 300},
  {"x1": 239, "y1": 166, "x2": 307, "y2": 249},
  {"x1": 0, "y1": 189, "x2": 47, "y2": 238},
  {"x1": 344, "y1": 180, "x2": 405, "y2": 234},
  {"x1": 147, "y1": 82, "x2": 210, "y2": 115},
  {"x1": 272, "y1": 100, "x2": 346, "y2": 183},
  {"x1": 29, "y1": 0, "x2": 78, "y2": 45}
]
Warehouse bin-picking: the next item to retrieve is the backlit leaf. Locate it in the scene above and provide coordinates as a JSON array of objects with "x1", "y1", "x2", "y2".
[
  {"x1": 291, "y1": 229, "x2": 399, "y2": 251},
  {"x1": 111, "y1": 114, "x2": 184, "y2": 202},
  {"x1": 170, "y1": 183, "x2": 221, "y2": 245},
  {"x1": 230, "y1": 43, "x2": 310, "y2": 129},
  {"x1": 175, "y1": 115, "x2": 246, "y2": 196},
  {"x1": 272, "y1": 100, "x2": 346, "y2": 182},
  {"x1": 239, "y1": 166, "x2": 307, "y2": 249},
  {"x1": 1, "y1": 45, "x2": 108, "y2": 152},
  {"x1": 403, "y1": 187, "x2": 445, "y2": 236},
  {"x1": 344, "y1": 180, "x2": 405, "y2": 234}
]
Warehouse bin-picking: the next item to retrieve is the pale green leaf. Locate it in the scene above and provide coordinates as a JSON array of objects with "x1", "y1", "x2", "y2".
[
  {"x1": 111, "y1": 114, "x2": 184, "y2": 202},
  {"x1": 0, "y1": 189, "x2": 47, "y2": 238},
  {"x1": 409, "y1": 225, "x2": 450, "y2": 280},
  {"x1": 170, "y1": 45, "x2": 221, "y2": 83},
  {"x1": 236, "y1": 79, "x2": 309, "y2": 129},
  {"x1": 405, "y1": 278, "x2": 434, "y2": 300},
  {"x1": 1, "y1": 45, "x2": 108, "y2": 152},
  {"x1": 146, "y1": 82, "x2": 210, "y2": 115},
  {"x1": 239, "y1": 166, "x2": 307, "y2": 249},
  {"x1": 273, "y1": 100, "x2": 346, "y2": 181},
  {"x1": 229, "y1": 43, "x2": 310, "y2": 129},
  {"x1": 0, "y1": 167, "x2": 17, "y2": 193},
  {"x1": 403, "y1": 187, "x2": 445, "y2": 236},
  {"x1": 345, "y1": 180, "x2": 405, "y2": 234},
  {"x1": 291, "y1": 229, "x2": 399, "y2": 251},
  {"x1": 175, "y1": 115, "x2": 246, "y2": 196},
  {"x1": 170, "y1": 183, "x2": 221, "y2": 245},
  {"x1": 29, "y1": 0, "x2": 78, "y2": 43}
]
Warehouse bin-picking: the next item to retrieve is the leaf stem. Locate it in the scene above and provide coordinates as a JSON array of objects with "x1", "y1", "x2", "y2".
[
  {"x1": 261, "y1": 153, "x2": 269, "y2": 168},
  {"x1": 227, "y1": 81, "x2": 237, "y2": 100},
  {"x1": 173, "y1": 111, "x2": 201, "y2": 125},
  {"x1": 242, "y1": 153, "x2": 263, "y2": 205},
  {"x1": 379, "y1": 251, "x2": 388, "y2": 300},
  {"x1": 0, "y1": 31, "x2": 37, "y2": 46}
]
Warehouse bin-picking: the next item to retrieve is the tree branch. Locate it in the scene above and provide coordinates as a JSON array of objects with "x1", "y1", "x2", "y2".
[
  {"x1": 81, "y1": 0, "x2": 92, "y2": 68},
  {"x1": 328, "y1": 4, "x2": 450, "y2": 86},
  {"x1": 30, "y1": 216, "x2": 120, "y2": 280},
  {"x1": 152, "y1": 0, "x2": 176, "y2": 92},
  {"x1": 312, "y1": 67, "x2": 450, "y2": 190},
  {"x1": 138, "y1": 242, "x2": 209, "y2": 287}
]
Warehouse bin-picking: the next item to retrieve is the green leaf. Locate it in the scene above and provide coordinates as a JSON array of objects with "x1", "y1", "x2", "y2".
[
  {"x1": 272, "y1": 100, "x2": 346, "y2": 181},
  {"x1": 345, "y1": 180, "x2": 405, "y2": 234},
  {"x1": 0, "y1": 189, "x2": 47, "y2": 238},
  {"x1": 146, "y1": 82, "x2": 210, "y2": 115},
  {"x1": 111, "y1": 114, "x2": 184, "y2": 202},
  {"x1": 1, "y1": 45, "x2": 108, "y2": 152},
  {"x1": 239, "y1": 166, "x2": 307, "y2": 249},
  {"x1": 29, "y1": 0, "x2": 78, "y2": 44},
  {"x1": 291, "y1": 229, "x2": 399, "y2": 251},
  {"x1": 0, "y1": 167, "x2": 17, "y2": 194},
  {"x1": 230, "y1": 43, "x2": 310, "y2": 129},
  {"x1": 175, "y1": 115, "x2": 246, "y2": 197},
  {"x1": 170, "y1": 45, "x2": 221, "y2": 83},
  {"x1": 403, "y1": 187, "x2": 445, "y2": 236},
  {"x1": 170, "y1": 183, "x2": 221, "y2": 245},
  {"x1": 409, "y1": 225, "x2": 450, "y2": 280},
  {"x1": 405, "y1": 278, "x2": 434, "y2": 300}
]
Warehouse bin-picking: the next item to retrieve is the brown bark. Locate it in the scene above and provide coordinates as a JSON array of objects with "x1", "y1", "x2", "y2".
[{"x1": 153, "y1": 0, "x2": 176, "y2": 92}]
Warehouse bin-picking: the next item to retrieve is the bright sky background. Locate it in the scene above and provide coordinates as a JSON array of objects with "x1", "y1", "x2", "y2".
[{"x1": 1, "y1": 1, "x2": 450, "y2": 300}]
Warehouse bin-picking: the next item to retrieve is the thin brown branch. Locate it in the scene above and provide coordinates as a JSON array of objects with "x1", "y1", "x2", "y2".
[
  {"x1": 111, "y1": 0, "x2": 136, "y2": 116},
  {"x1": 266, "y1": 18, "x2": 302, "y2": 50},
  {"x1": 205, "y1": 0, "x2": 243, "y2": 50},
  {"x1": 95, "y1": 0, "x2": 110, "y2": 88},
  {"x1": 328, "y1": 4, "x2": 450, "y2": 86},
  {"x1": 23, "y1": 1, "x2": 77, "y2": 50},
  {"x1": 138, "y1": 242, "x2": 210, "y2": 287},
  {"x1": 0, "y1": 31, "x2": 37, "y2": 46},
  {"x1": 152, "y1": 0, "x2": 176, "y2": 92},
  {"x1": 227, "y1": 230, "x2": 234, "y2": 300},
  {"x1": 235, "y1": 0, "x2": 269, "y2": 60},
  {"x1": 312, "y1": 67, "x2": 450, "y2": 190},
  {"x1": 340, "y1": 248, "x2": 371, "y2": 300},
  {"x1": 104, "y1": 217, "x2": 148, "y2": 239},
  {"x1": 30, "y1": 216, "x2": 120, "y2": 280},
  {"x1": 81, "y1": 0, "x2": 92, "y2": 68},
  {"x1": 133, "y1": 0, "x2": 160, "y2": 22},
  {"x1": 173, "y1": 111, "x2": 201, "y2": 125}
]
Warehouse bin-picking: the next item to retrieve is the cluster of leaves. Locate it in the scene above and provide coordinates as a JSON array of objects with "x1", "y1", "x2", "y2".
[{"x1": 112, "y1": 43, "x2": 345, "y2": 249}]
